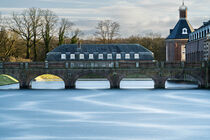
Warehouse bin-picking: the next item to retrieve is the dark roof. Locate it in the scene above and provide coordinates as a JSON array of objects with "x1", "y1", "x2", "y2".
[
  {"x1": 195, "y1": 20, "x2": 210, "y2": 31},
  {"x1": 46, "y1": 44, "x2": 154, "y2": 61},
  {"x1": 166, "y1": 19, "x2": 194, "y2": 40},
  {"x1": 50, "y1": 44, "x2": 152, "y2": 53}
]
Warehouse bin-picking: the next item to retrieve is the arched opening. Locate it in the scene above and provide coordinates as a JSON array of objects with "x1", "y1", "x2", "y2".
[
  {"x1": 31, "y1": 74, "x2": 65, "y2": 89},
  {"x1": 75, "y1": 73, "x2": 110, "y2": 89},
  {"x1": 166, "y1": 75, "x2": 199, "y2": 89},
  {"x1": 0, "y1": 74, "x2": 19, "y2": 89},
  {"x1": 120, "y1": 74, "x2": 154, "y2": 89}
]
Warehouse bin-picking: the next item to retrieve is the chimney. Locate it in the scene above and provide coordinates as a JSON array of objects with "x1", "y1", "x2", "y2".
[{"x1": 77, "y1": 41, "x2": 81, "y2": 51}]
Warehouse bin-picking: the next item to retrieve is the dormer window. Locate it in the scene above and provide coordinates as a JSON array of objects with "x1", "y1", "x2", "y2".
[
  {"x1": 98, "y1": 54, "x2": 103, "y2": 59},
  {"x1": 182, "y1": 28, "x2": 188, "y2": 34},
  {"x1": 107, "y1": 54, "x2": 112, "y2": 59},
  {"x1": 89, "y1": 54, "x2": 94, "y2": 59},
  {"x1": 134, "y1": 54, "x2": 139, "y2": 59},
  {"x1": 61, "y1": 54, "x2": 66, "y2": 60},
  {"x1": 80, "y1": 54, "x2": 84, "y2": 59},
  {"x1": 125, "y1": 54, "x2": 130, "y2": 59},
  {"x1": 70, "y1": 54, "x2": 75, "y2": 59},
  {"x1": 116, "y1": 54, "x2": 121, "y2": 59}
]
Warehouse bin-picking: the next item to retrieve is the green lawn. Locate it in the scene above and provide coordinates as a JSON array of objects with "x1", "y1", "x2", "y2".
[{"x1": 0, "y1": 75, "x2": 18, "y2": 86}]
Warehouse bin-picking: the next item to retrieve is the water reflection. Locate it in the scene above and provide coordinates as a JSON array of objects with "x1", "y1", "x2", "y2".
[{"x1": 0, "y1": 80, "x2": 198, "y2": 90}]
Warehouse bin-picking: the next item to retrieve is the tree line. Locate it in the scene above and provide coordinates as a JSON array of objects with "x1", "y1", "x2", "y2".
[{"x1": 0, "y1": 8, "x2": 165, "y2": 62}]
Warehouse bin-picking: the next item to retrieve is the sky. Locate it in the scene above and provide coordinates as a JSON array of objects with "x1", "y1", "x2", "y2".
[{"x1": 0, "y1": 0, "x2": 209, "y2": 38}]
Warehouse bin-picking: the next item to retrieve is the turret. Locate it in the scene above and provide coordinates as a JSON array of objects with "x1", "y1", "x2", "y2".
[{"x1": 179, "y1": 2, "x2": 187, "y2": 19}]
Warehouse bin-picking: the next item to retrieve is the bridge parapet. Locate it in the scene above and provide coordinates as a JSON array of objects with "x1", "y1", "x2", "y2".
[{"x1": 1, "y1": 61, "x2": 205, "y2": 69}]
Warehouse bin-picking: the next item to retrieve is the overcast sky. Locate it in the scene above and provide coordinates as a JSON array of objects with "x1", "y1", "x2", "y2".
[{"x1": 0, "y1": 0, "x2": 209, "y2": 38}]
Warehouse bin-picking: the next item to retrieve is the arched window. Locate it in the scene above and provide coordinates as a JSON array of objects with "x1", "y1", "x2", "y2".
[{"x1": 182, "y1": 28, "x2": 188, "y2": 34}]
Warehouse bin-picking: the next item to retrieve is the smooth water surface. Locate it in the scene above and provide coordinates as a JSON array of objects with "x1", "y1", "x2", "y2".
[{"x1": 0, "y1": 81, "x2": 210, "y2": 140}]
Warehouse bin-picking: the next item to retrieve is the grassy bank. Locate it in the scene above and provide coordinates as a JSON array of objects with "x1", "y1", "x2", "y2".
[{"x1": 0, "y1": 75, "x2": 19, "y2": 86}]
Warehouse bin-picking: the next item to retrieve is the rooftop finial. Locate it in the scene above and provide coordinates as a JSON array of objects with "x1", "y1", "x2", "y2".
[{"x1": 179, "y1": 0, "x2": 187, "y2": 18}]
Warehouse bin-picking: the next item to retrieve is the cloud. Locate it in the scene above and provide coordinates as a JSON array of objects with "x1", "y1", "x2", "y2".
[{"x1": 0, "y1": 0, "x2": 209, "y2": 38}]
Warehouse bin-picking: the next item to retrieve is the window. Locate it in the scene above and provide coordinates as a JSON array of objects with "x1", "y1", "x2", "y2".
[
  {"x1": 182, "y1": 28, "x2": 188, "y2": 34},
  {"x1": 125, "y1": 54, "x2": 130, "y2": 59},
  {"x1": 61, "y1": 54, "x2": 66, "y2": 60},
  {"x1": 80, "y1": 54, "x2": 84, "y2": 59},
  {"x1": 89, "y1": 54, "x2": 94, "y2": 59},
  {"x1": 70, "y1": 54, "x2": 75, "y2": 59},
  {"x1": 134, "y1": 54, "x2": 139, "y2": 59},
  {"x1": 181, "y1": 45, "x2": 186, "y2": 61},
  {"x1": 116, "y1": 54, "x2": 121, "y2": 59},
  {"x1": 107, "y1": 54, "x2": 112, "y2": 59},
  {"x1": 98, "y1": 54, "x2": 103, "y2": 59}
]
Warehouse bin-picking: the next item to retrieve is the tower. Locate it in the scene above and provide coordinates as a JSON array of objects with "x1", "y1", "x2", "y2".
[{"x1": 165, "y1": 2, "x2": 194, "y2": 62}]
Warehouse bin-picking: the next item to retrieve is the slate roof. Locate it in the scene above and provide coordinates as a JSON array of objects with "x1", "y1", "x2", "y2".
[
  {"x1": 50, "y1": 44, "x2": 151, "y2": 53},
  {"x1": 46, "y1": 44, "x2": 154, "y2": 61},
  {"x1": 166, "y1": 19, "x2": 194, "y2": 40}
]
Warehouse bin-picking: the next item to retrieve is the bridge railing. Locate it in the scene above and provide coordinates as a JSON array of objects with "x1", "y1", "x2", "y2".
[{"x1": 0, "y1": 61, "x2": 208, "y2": 69}]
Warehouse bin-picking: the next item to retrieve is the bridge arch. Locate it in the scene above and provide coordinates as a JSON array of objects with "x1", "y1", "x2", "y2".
[
  {"x1": 72, "y1": 71, "x2": 111, "y2": 89},
  {"x1": 165, "y1": 73, "x2": 202, "y2": 89},
  {"x1": 120, "y1": 71, "x2": 155, "y2": 89},
  {"x1": 25, "y1": 73, "x2": 66, "y2": 89}
]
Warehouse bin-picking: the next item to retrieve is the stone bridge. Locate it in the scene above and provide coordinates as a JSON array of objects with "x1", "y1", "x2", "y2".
[{"x1": 0, "y1": 61, "x2": 209, "y2": 89}]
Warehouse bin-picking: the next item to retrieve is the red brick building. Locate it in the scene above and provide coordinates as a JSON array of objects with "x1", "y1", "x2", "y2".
[{"x1": 165, "y1": 2, "x2": 194, "y2": 62}]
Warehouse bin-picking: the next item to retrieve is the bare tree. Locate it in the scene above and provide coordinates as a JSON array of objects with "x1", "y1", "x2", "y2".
[
  {"x1": 58, "y1": 18, "x2": 74, "y2": 45},
  {"x1": 0, "y1": 13, "x2": 2, "y2": 29},
  {"x1": 29, "y1": 8, "x2": 43, "y2": 61},
  {"x1": 9, "y1": 10, "x2": 33, "y2": 59},
  {"x1": 41, "y1": 9, "x2": 58, "y2": 57},
  {"x1": 0, "y1": 29, "x2": 17, "y2": 61},
  {"x1": 95, "y1": 20, "x2": 120, "y2": 44}
]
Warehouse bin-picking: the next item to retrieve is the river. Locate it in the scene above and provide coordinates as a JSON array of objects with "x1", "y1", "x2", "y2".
[{"x1": 0, "y1": 81, "x2": 210, "y2": 140}]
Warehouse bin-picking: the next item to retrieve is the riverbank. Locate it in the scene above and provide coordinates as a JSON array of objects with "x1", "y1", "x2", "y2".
[{"x1": 0, "y1": 75, "x2": 18, "y2": 86}]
